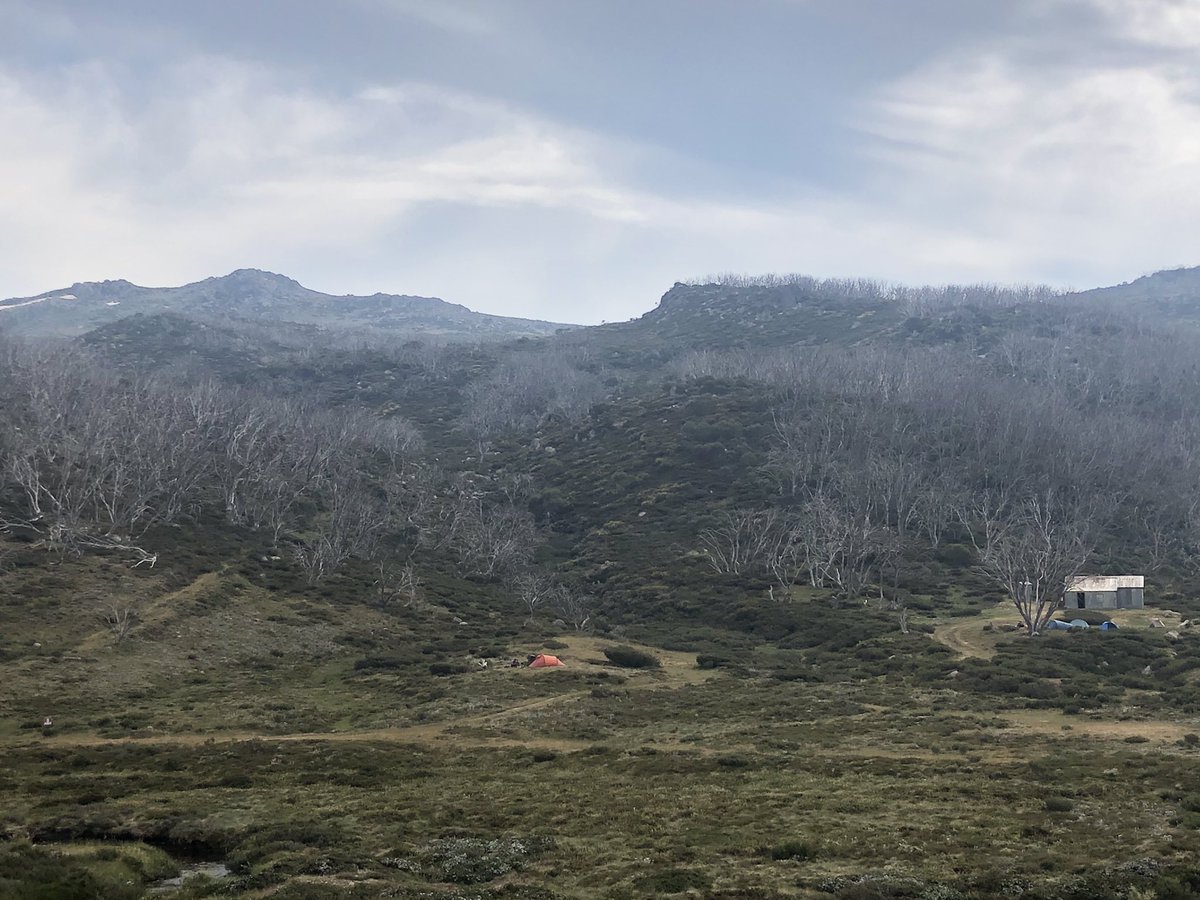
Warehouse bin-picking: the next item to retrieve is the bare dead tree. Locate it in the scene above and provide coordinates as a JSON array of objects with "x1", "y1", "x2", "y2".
[
  {"x1": 373, "y1": 559, "x2": 421, "y2": 608},
  {"x1": 698, "y1": 508, "x2": 782, "y2": 575},
  {"x1": 102, "y1": 604, "x2": 137, "y2": 642},
  {"x1": 962, "y1": 490, "x2": 1095, "y2": 636},
  {"x1": 511, "y1": 568, "x2": 557, "y2": 624},
  {"x1": 440, "y1": 482, "x2": 541, "y2": 579},
  {"x1": 763, "y1": 521, "x2": 805, "y2": 598},
  {"x1": 789, "y1": 491, "x2": 892, "y2": 604},
  {"x1": 293, "y1": 480, "x2": 387, "y2": 584},
  {"x1": 459, "y1": 348, "x2": 609, "y2": 460},
  {"x1": 552, "y1": 585, "x2": 592, "y2": 631},
  {"x1": 912, "y1": 473, "x2": 961, "y2": 549}
]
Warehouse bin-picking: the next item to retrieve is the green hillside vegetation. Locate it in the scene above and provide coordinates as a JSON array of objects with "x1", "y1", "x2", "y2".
[{"x1": 6, "y1": 272, "x2": 1200, "y2": 897}]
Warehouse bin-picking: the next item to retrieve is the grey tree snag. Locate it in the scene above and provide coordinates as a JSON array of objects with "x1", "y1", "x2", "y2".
[
  {"x1": 964, "y1": 491, "x2": 1094, "y2": 636},
  {"x1": 511, "y1": 569, "x2": 556, "y2": 624}
]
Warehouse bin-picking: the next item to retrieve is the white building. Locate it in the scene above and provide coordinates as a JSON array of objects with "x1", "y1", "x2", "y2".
[{"x1": 1063, "y1": 575, "x2": 1144, "y2": 610}]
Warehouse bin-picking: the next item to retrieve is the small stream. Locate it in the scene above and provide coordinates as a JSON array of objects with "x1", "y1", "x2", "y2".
[
  {"x1": 146, "y1": 859, "x2": 231, "y2": 894},
  {"x1": 36, "y1": 837, "x2": 233, "y2": 895}
]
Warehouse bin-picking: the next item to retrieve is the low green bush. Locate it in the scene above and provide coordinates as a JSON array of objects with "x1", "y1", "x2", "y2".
[
  {"x1": 715, "y1": 754, "x2": 750, "y2": 769},
  {"x1": 603, "y1": 645, "x2": 660, "y2": 669},
  {"x1": 429, "y1": 662, "x2": 470, "y2": 676},
  {"x1": 634, "y1": 867, "x2": 712, "y2": 894},
  {"x1": 352, "y1": 655, "x2": 412, "y2": 671},
  {"x1": 766, "y1": 840, "x2": 815, "y2": 861}
]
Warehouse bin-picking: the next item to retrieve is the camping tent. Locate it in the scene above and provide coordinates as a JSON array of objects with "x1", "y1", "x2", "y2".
[
  {"x1": 529, "y1": 654, "x2": 564, "y2": 668},
  {"x1": 1100, "y1": 621, "x2": 1119, "y2": 631},
  {"x1": 1045, "y1": 619, "x2": 1073, "y2": 631},
  {"x1": 1069, "y1": 619, "x2": 1090, "y2": 629}
]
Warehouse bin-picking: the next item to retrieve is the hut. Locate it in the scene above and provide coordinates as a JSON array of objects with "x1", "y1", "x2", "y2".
[{"x1": 1063, "y1": 575, "x2": 1144, "y2": 611}]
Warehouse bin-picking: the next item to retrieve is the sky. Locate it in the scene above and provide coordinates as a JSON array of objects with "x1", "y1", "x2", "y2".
[{"x1": 1, "y1": 0, "x2": 1199, "y2": 324}]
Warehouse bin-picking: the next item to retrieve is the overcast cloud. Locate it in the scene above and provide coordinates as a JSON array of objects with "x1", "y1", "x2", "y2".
[{"x1": 1, "y1": 0, "x2": 1197, "y2": 323}]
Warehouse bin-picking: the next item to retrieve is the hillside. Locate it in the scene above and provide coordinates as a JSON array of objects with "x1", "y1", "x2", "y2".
[
  {"x1": 575, "y1": 275, "x2": 1167, "y2": 363},
  {"x1": 7, "y1": 269, "x2": 1200, "y2": 898},
  {"x1": 590, "y1": 280, "x2": 910, "y2": 351},
  {"x1": 0, "y1": 269, "x2": 573, "y2": 339},
  {"x1": 1072, "y1": 265, "x2": 1200, "y2": 305}
]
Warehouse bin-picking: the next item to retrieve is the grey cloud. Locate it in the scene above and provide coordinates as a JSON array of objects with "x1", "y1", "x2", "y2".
[{"x1": 1, "y1": 0, "x2": 1198, "y2": 320}]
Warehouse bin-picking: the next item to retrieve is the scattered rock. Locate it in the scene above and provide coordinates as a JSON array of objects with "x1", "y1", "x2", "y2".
[{"x1": 414, "y1": 835, "x2": 556, "y2": 885}]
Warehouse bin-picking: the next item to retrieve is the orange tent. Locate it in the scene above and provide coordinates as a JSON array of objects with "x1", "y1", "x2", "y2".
[{"x1": 529, "y1": 654, "x2": 564, "y2": 668}]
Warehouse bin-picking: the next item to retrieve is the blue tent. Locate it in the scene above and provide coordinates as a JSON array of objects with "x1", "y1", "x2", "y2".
[
  {"x1": 1045, "y1": 620, "x2": 1073, "y2": 631},
  {"x1": 1100, "y1": 621, "x2": 1119, "y2": 631}
]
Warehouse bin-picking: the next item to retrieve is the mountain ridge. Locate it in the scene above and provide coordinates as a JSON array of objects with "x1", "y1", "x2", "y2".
[
  {"x1": 8, "y1": 264, "x2": 1200, "y2": 345},
  {"x1": 0, "y1": 268, "x2": 574, "y2": 339}
]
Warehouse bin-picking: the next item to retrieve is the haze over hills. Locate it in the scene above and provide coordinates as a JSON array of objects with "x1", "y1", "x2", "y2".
[{"x1": 0, "y1": 268, "x2": 574, "y2": 339}]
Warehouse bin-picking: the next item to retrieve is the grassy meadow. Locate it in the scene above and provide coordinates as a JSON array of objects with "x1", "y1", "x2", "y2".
[{"x1": 6, "y1": 546, "x2": 1200, "y2": 899}]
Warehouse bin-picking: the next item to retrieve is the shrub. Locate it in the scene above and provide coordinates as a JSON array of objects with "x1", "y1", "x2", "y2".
[
  {"x1": 634, "y1": 867, "x2": 712, "y2": 894},
  {"x1": 1044, "y1": 797, "x2": 1075, "y2": 813},
  {"x1": 1180, "y1": 794, "x2": 1200, "y2": 813},
  {"x1": 603, "y1": 645, "x2": 660, "y2": 669},
  {"x1": 270, "y1": 885, "x2": 346, "y2": 900},
  {"x1": 696, "y1": 653, "x2": 732, "y2": 670},
  {"x1": 429, "y1": 662, "x2": 470, "y2": 677},
  {"x1": 0, "y1": 843, "x2": 113, "y2": 900},
  {"x1": 352, "y1": 656, "x2": 410, "y2": 671},
  {"x1": 418, "y1": 836, "x2": 555, "y2": 884},
  {"x1": 766, "y1": 840, "x2": 816, "y2": 861}
]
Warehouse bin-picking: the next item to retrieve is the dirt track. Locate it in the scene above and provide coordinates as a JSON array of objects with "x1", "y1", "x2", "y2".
[
  {"x1": 931, "y1": 605, "x2": 1013, "y2": 659},
  {"x1": 30, "y1": 691, "x2": 597, "y2": 752}
]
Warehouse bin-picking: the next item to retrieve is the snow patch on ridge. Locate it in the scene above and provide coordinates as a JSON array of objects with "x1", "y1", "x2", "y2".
[{"x1": 0, "y1": 293, "x2": 81, "y2": 312}]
